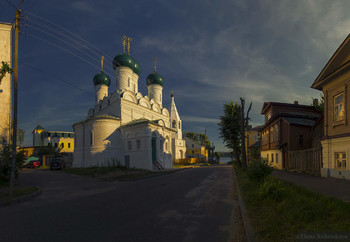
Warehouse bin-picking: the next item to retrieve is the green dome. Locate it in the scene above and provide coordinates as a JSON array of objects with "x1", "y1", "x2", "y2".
[
  {"x1": 113, "y1": 54, "x2": 135, "y2": 70},
  {"x1": 146, "y1": 71, "x2": 164, "y2": 86},
  {"x1": 133, "y1": 58, "x2": 141, "y2": 75},
  {"x1": 93, "y1": 71, "x2": 110, "y2": 86}
]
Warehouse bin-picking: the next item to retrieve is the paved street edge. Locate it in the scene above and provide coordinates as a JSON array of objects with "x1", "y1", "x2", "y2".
[
  {"x1": 232, "y1": 168, "x2": 256, "y2": 242},
  {"x1": 0, "y1": 186, "x2": 42, "y2": 207}
]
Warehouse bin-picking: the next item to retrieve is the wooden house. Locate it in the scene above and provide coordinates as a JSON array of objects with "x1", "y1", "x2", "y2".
[
  {"x1": 260, "y1": 102, "x2": 321, "y2": 169},
  {"x1": 311, "y1": 34, "x2": 350, "y2": 179}
]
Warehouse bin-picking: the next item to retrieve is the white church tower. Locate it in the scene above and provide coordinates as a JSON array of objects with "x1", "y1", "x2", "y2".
[
  {"x1": 113, "y1": 36, "x2": 140, "y2": 94},
  {"x1": 146, "y1": 58, "x2": 163, "y2": 107},
  {"x1": 170, "y1": 92, "x2": 185, "y2": 159},
  {"x1": 93, "y1": 56, "x2": 110, "y2": 104}
]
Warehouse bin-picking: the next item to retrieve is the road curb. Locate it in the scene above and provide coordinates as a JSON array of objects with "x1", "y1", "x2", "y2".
[
  {"x1": 232, "y1": 168, "x2": 256, "y2": 242},
  {"x1": 117, "y1": 167, "x2": 189, "y2": 181},
  {"x1": 0, "y1": 186, "x2": 42, "y2": 207}
]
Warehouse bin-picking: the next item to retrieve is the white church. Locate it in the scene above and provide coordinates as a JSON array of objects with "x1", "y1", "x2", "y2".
[{"x1": 72, "y1": 37, "x2": 186, "y2": 170}]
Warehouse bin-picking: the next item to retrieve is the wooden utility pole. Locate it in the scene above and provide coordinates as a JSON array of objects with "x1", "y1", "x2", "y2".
[{"x1": 9, "y1": 8, "x2": 20, "y2": 198}]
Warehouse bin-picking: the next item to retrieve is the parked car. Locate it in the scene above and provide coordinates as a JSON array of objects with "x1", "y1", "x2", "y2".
[
  {"x1": 50, "y1": 158, "x2": 65, "y2": 170},
  {"x1": 27, "y1": 160, "x2": 41, "y2": 168}
]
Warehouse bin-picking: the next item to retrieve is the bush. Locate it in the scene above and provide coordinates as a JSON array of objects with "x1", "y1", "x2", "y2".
[
  {"x1": 246, "y1": 158, "x2": 273, "y2": 183},
  {"x1": 259, "y1": 177, "x2": 286, "y2": 202},
  {"x1": 0, "y1": 144, "x2": 25, "y2": 181}
]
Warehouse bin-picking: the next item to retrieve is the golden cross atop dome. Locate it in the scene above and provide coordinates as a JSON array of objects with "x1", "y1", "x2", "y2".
[
  {"x1": 153, "y1": 56, "x2": 158, "y2": 72},
  {"x1": 101, "y1": 56, "x2": 104, "y2": 72},
  {"x1": 122, "y1": 36, "x2": 127, "y2": 53},
  {"x1": 127, "y1": 37, "x2": 132, "y2": 55}
]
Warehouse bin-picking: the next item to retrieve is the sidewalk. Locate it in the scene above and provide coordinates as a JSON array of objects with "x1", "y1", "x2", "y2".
[{"x1": 272, "y1": 170, "x2": 350, "y2": 202}]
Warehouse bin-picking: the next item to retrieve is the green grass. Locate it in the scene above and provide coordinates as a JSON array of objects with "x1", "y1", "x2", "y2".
[
  {"x1": 0, "y1": 186, "x2": 39, "y2": 201},
  {"x1": 63, "y1": 166, "x2": 173, "y2": 180},
  {"x1": 235, "y1": 168, "x2": 350, "y2": 241}
]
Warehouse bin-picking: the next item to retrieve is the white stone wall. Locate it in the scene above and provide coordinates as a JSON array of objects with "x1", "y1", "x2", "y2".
[
  {"x1": 0, "y1": 23, "x2": 12, "y2": 144},
  {"x1": 94, "y1": 84, "x2": 108, "y2": 104},
  {"x1": 147, "y1": 84, "x2": 163, "y2": 107},
  {"x1": 73, "y1": 117, "x2": 122, "y2": 167},
  {"x1": 261, "y1": 150, "x2": 283, "y2": 170},
  {"x1": 321, "y1": 137, "x2": 350, "y2": 179},
  {"x1": 115, "y1": 66, "x2": 138, "y2": 93}
]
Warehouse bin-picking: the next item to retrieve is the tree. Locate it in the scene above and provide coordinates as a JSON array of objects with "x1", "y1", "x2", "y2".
[
  {"x1": 0, "y1": 61, "x2": 13, "y2": 85},
  {"x1": 312, "y1": 94, "x2": 324, "y2": 113},
  {"x1": 0, "y1": 144, "x2": 24, "y2": 182},
  {"x1": 214, "y1": 152, "x2": 220, "y2": 162},
  {"x1": 218, "y1": 101, "x2": 242, "y2": 167},
  {"x1": 239, "y1": 98, "x2": 252, "y2": 169}
]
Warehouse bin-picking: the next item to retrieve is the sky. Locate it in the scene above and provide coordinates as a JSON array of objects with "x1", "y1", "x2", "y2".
[{"x1": 1, "y1": 0, "x2": 350, "y2": 151}]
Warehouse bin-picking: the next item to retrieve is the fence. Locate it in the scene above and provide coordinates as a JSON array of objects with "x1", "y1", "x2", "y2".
[
  {"x1": 289, "y1": 148, "x2": 322, "y2": 176},
  {"x1": 174, "y1": 157, "x2": 206, "y2": 164}
]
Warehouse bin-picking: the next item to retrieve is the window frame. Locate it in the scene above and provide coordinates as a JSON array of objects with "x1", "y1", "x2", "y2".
[
  {"x1": 333, "y1": 92, "x2": 345, "y2": 125},
  {"x1": 335, "y1": 152, "x2": 346, "y2": 170}
]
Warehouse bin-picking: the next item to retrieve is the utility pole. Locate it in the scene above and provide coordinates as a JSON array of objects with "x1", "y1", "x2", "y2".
[{"x1": 9, "y1": 8, "x2": 20, "y2": 198}]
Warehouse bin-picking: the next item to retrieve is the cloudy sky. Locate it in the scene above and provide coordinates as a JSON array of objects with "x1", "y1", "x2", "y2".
[{"x1": 1, "y1": 0, "x2": 349, "y2": 151}]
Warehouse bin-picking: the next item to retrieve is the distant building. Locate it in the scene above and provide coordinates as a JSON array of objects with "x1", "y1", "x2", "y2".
[
  {"x1": 245, "y1": 125, "x2": 262, "y2": 162},
  {"x1": 184, "y1": 137, "x2": 208, "y2": 160},
  {"x1": 32, "y1": 125, "x2": 74, "y2": 153},
  {"x1": 260, "y1": 101, "x2": 321, "y2": 169},
  {"x1": 0, "y1": 23, "x2": 12, "y2": 145},
  {"x1": 311, "y1": 34, "x2": 350, "y2": 179}
]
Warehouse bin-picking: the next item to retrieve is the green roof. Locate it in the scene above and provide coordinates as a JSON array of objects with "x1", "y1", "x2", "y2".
[
  {"x1": 93, "y1": 71, "x2": 110, "y2": 86},
  {"x1": 146, "y1": 71, "x2": 164, "y2": 86},
  {"x1": 112, "y1": 54, "x2": 141, "y2": 75}
]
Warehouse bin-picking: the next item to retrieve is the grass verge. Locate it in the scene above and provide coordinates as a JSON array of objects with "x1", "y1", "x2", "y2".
[
  {"x1": 0, "y1": 186, "x2": 39, "y2": 201},
  {"x1": 235, "y1": 168, "x2": 350, "y2": 241},
  {"x1": 63, "y1": 166, "x2": 175, "y2": 181}
]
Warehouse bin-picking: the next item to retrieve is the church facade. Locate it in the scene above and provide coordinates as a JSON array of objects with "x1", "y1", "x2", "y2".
[{"x1": 72, "y1": 39, "x2": 186, "y2": 170}]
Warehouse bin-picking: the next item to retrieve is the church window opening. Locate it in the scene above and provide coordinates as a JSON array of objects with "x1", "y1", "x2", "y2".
[
  {"x1": 137, "y1": 140, "x2": 141, "y2": 150},
  {"x1": 178, "y1": 121, "x2": 181, "y2": 129},
  {"x1": 68, "y1": 143, "x2": 71, "y2": 148},
  {"x1": 90, "y1": 131, "x2": 94, "y2": 146},
  {"x1": 128, "y1": 141, "x2": 132, "y2": 150},
  {"x1": 61, "y1": 143, "x2": 64, "y2": 148},
  {"x1": 165, "y1": 142, "x2": 168, "y2": 151},
  {"x1": 172, "y1": 120, "x2": 176, "y2": 129}
]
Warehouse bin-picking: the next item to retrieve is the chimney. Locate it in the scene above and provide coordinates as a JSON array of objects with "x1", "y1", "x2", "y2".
[{"x1": 294, "y1": 101, "x2": 298, "y2": 105}]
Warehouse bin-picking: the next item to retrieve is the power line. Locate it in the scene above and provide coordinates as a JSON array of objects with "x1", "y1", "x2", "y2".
[
  {"x1": 24, "y1": 32, "x2": 113, "y2": 77},
  {"x1": 23, "y1": 10, "x2": 114, "y2": 60},
  {"x1": 23, "y1": 17, "x2": 115, "y2": 65},
  {"x1": 21, "y1": 62, "x2": 95, "y2": 97},
  {"x1": 23, "y1": 22, "x2": 115, "y2": 73}
]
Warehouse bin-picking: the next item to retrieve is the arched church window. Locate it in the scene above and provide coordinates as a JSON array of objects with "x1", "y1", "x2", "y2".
[
  {"x1": 178, "y1": 121, "x2": 181, "y2": 129},
  {"x1": 90, "y1": 130, "x2": 94, "y2": 147},
  {"x1": 172, "y1": 120, "x2": 177, "y2": 129},
  {"x1": 165, "y1": 142, "x2": 168, "y2": 151}
]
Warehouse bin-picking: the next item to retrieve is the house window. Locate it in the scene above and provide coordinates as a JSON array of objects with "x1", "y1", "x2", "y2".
[
  {"x1": 192, "y1": 144, "x2": 194, "y2": 148},
  {"x1": 192, "y1": 150, "x2": 194, "y2": 154},
  {"x1": 137, "y1": 140, "x2": 141, "y2": 150},
  {"x1": 276, "y1": 153, "x2": 278, "y2": 164},
  {"x1": 267, "y1": 112, "x2": 271, "y2": 121},
  {"x1": 335, "y1": 152, "x2": 346, "y2": 169},
  {"x1": 270, "y1": 128, "x2": 274, "y2": 143},
  {"x1": 275, "y1": 124, "x2": 279, "y2": 142},
  {"x1": 334, "y1": 93, "x2": 345, "y2": 122},
  {"x1": 128, "y1": 141, "x2": 132, "y2": 150},
  {"x1": 299, "y1": 135, "x2": 304, "y2": 147},
  {"x1": 271, "y1": 153, "x2": 274, "y2": 163},
  {"x1": 68, "y1": 143, "x2": 71, "y2": 148}
]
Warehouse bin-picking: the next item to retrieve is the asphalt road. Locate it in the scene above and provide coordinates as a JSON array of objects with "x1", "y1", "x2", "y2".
[{"x1": 0, "y1": 165, "x2": 243, "y2": 242}]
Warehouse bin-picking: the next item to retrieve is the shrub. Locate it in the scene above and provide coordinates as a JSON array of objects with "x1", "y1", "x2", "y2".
[
  {"x1": 259, "y1": 177, "x2": 286, "y2": 202},
  {"x1": 0, "y1": 144, "x2": 25, "y2": 181},
  {"x1": 246, "y1": 158, "x2": 273, "y2": 183}
]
